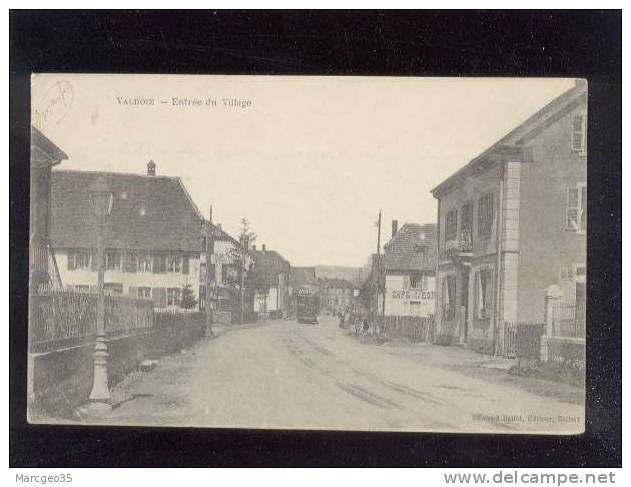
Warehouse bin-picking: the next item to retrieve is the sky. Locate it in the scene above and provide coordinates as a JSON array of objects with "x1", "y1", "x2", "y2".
[{"x1": 31, "y1": 74, "x2": 575, "y2": 267}]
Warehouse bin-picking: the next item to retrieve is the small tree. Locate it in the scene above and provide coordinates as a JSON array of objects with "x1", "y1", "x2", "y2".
[
  {"x1": 227, "y1": 218, "x2": 257, "y2": 322},
  {"x1": 180, "y1": 284, "x2": 197, "y2": 310}
]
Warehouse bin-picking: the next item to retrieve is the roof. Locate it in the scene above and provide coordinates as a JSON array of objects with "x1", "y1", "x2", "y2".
[
  {"x1": 251, "y1": 249, "x2": 291, "y2": 286},
  {"x1": 31, "y1": 126, "x2": 68, "y2": 166},
  {"x1": 317, "y1": 277, "x2": 355, "y2": 289},
  {"x1": 383, "y1": 223, "x2": 436, "y2": 272},
  {"x1": 204, "y1": 221, "x2": 240, "y2": 245},
  {"x1": 50, "y1": 169, "x2": 205, "y2": 252},
  {"x1": 432, "y1": 80, "x2": 588, "y2": 197},
  {"x1": 290, "y1": 266, "x2": 317, "y2": 288}
]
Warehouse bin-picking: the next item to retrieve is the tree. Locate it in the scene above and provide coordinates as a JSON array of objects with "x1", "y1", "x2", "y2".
[
  {"x1": 180, "y1": 284, "x2": 197, "y2": 310},
  {"x1": 226, "y1": 218, "x2": 257, "y2": 323}
]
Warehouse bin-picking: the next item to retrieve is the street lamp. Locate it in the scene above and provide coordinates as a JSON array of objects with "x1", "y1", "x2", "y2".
[{"x1": 87, "y1": 176, "x2": 113, "y2": 417}]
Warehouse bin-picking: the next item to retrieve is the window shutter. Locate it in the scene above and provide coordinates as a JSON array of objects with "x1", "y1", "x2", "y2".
[
  {"x1": 567, "y1": 187, "x2": 580, "y2": 230},
  {"x1": 90, "y1": 252, "x2": 97, "y2": 271},
  {"x1": 571, "y1": 113, "x2": 586, "y2": 152},
  {"x1": 488, "y1": 194, "x2": 494, "y2": 235},
  {"x1": 580, "y1": 185, "x2": 587, "y2": 231},
  {"x1": 128, "y1": 286, "x2": 138, "y2": 299},
  {"x1": 153, "y1": 255, "x2": 160, "y2": 274},
  {"x1": 182, "y1": 255, "x2": 189, "y2": 275},
  {"x1": 67, "y1": 253, "x2": 75, "y2": 271}
]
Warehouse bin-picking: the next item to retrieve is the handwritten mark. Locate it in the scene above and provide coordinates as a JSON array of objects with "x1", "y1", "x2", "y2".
[{"x1": 33, "y1": 80, "x2": 74, "y2": 129}]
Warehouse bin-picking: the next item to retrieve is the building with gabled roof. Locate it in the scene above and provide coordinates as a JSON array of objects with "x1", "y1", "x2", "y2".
[
  {"x1": 318, "y1": 277, "x2": 356, "y2": 312},
  {"x1": 30, "y1": 126, "x2": 68, "y2": 292},
  {"x1": 382, "y1": 221, "x2": 437, "y2": 317},
  {"x1": 432, "y1": 80, "x2": 587, "y2": 354},
  {"x1": 249, "y1": 245, "x2": 291, "y2": 317},
  {"x1": 51, "y1": 161, "x2": 207, "y2": 309}
]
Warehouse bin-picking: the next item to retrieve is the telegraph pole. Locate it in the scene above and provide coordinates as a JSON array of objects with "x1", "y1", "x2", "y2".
[
  {"x1": 205, "y1": 205, "x2": 215, "y2": 338},
  {"x1": 372, "y1": 210, "x2": 382, "y2": 329}
]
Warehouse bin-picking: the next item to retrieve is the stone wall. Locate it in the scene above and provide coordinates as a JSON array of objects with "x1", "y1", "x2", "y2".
[{"x1": 28, "y1": 312, "x2": 206, "y2": 418}]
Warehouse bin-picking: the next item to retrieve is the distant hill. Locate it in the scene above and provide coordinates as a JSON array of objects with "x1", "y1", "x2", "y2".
[{"x1": 315, "y1": 266, "x2": 364, "y2": 286}]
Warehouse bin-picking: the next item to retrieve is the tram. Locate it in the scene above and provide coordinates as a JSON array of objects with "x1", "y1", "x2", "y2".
[{"x1": 296, "y1": 286, "x2": 320, "y2": 324}]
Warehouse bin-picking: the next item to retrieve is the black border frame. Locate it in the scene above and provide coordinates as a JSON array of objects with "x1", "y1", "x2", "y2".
[{"x1": 9, "y1": 10, "x2": 622, "y2": 467}]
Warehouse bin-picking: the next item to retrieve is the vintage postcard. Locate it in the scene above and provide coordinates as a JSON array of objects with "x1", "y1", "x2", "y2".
[{"x1": 28, "y1": 74, "x2": 586, "y2": 433}]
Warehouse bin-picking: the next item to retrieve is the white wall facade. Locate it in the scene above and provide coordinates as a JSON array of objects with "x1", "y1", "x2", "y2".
[
  {"x1": 56, "y1": 248, "x2": 201, "y2": 307},
  {"x1": 254, "y1": 287, "x2": 279, "y2": 312},
  {"x1": 384, "y1": 273, "x2": 436, "y2": 317}
]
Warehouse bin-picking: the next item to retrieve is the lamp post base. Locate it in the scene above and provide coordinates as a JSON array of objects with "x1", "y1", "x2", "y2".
[{"x1": 87, "y1": 335, "x2": 111, "y2": 418}]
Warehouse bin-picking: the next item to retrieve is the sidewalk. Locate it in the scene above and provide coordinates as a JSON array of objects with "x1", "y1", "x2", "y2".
[{"x1": 346, "y1": 329, "x2": 584, "y2": 406}]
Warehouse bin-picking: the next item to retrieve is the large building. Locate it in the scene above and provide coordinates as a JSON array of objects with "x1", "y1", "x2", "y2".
[
  {"x1": 318, "y1": 277, "x2": 355, "y2": 312},
  {"x1": 51, "y1": 162, "x2": 206, "y2": 310},
  {"x1": 432, "y1": 80, "x2": 587, "y2": 354},
  {"x1": 199, "y1": 222, "x2": 249, "y2": 315},
  {"x1": 382, "y1": 221, "x2": 436, "y2": 318}
]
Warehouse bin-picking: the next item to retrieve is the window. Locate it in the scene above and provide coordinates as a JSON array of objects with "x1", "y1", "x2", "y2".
[
  {"x1": 105, "y1": 251, "x2": 121, "y2": 271},
  {"x1": 67, "y1": 250, "x2": 91, "y2": 270},
  {"x1": 566, "y1": 183, "x2": 587, "y2": 233},
  {"x1": 222, "y1": 263, "x2": 238, "y2": 284},
  {"x1": 138, "y1": 254, "x2": 152, "y2": 272},
  {"x1": 167, "y1": 287, "x2": 181, "y2": 307},
  {"x1": 152, "y1": 255, "x2": 167, "y2": 274},
  {"x1": 152, "y1": 287, "x2": 167, "y2": 307},
  {"x1": 123, "y1": 251, "x2": 137, "y2": 273},
  {"x1": 414, "y1": 244, "x2": 429, "y2": 253},
  {"x1": 474, "y1": 269, "x2": 493, "y2": 321},
  {"x1": 573, "y1": 263, "x2": 586, "y2": 282},
  {"x1": 445, "y1": 209, "x2": 458, "y2": 241},
  {"x1": 138, "y1": 287, "x2": 151, "y2": 299},
  {"x1": 104, "y1": 283, "x2": 123, "y2": 295},
  {"x1": 442, "y1": 276, "x2": 456, "y2": 321},
  {"x1": 571, "y1": 112, "x2": 587, "y2": 154},
  {"x1": 74, "y1": 284, "x2": 90, "y2": 294},
  {"x1": 461, "y1": 203, "x2": 473, "y2": 233},
  {"x1": 478, "y1": 193, "x2": 494, "y2": 238},
  {"x1": 166, "y1": 255, "x2": 181, "y2": 273}
]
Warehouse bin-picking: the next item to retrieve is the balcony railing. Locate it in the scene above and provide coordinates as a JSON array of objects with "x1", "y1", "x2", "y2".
[{"x1": 445, "y1": 229, "x2": 473, "y2": 256}]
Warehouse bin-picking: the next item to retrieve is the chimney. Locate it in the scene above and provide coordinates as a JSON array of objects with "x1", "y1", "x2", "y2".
[
  {"x1": 147, "y1": 160, "x2": 156, "y2": 176},
  {"x1": 392, "y1": 219, "x2": 398, "y2": 238},
  {"x1": 262, "y1": 244, "x2": 266, "y2": 252},
  {"x1": 252, "y1": 244, "x2": 256, "y2": 251}
]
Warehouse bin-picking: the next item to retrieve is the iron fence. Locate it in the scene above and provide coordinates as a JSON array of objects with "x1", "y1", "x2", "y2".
[{"x1": 552, "y1": 299, "x2": 586, "y2": 338}]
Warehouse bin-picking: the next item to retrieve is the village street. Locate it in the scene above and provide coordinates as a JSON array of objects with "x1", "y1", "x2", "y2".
[{"x1": 94, "y1": 315, "x2": 584, "y2": 434}]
